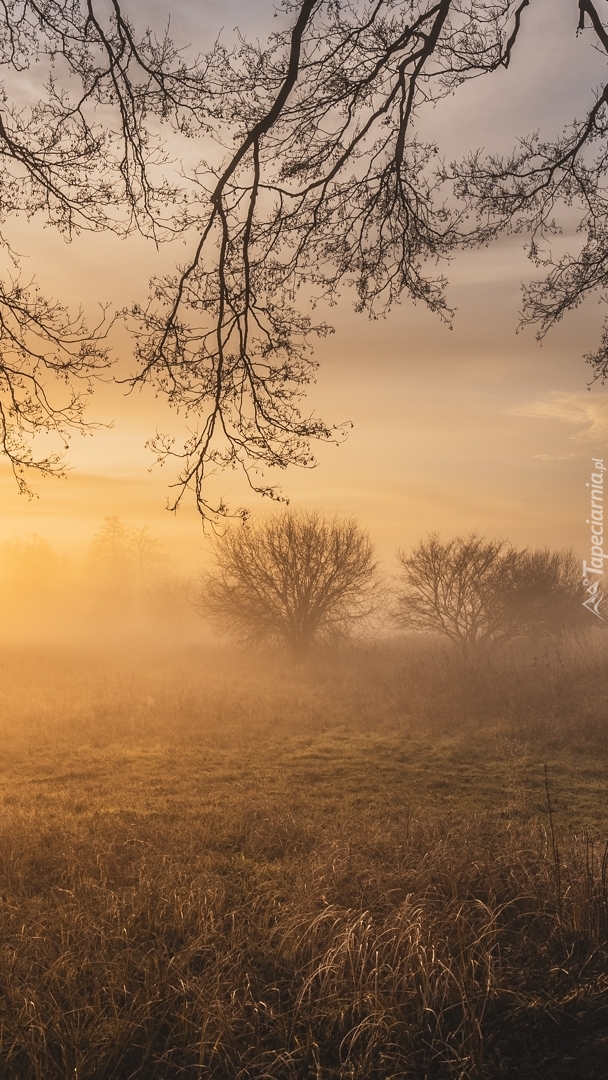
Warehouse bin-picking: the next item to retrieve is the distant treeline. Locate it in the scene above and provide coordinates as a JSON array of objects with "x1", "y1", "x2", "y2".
[
  {"x1": 0, "y1": 517, "x2": 200, "y2": 643},
  {"x1": 0, "y1": 511, "x2": 595, "y2": 653}
]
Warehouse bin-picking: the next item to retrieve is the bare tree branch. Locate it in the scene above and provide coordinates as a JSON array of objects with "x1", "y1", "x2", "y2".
[
  {"x1": 4, "y1": 2, "x2": 608, "y2": 511},
  {"x1": 129, "y1": 1, "x2": 519, "y2": 521},
  {"x1": 0, "y1": 0, "x2": 212, "y2": 486}
]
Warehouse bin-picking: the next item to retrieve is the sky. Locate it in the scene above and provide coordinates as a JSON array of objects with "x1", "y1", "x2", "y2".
[{"x1": 1, "y1": 0, "x2": 607, "y2": 572}]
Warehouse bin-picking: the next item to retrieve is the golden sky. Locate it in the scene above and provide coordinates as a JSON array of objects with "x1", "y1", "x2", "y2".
[{"x1": 1, "y1": 0, "x2": 607, "y2": 571}]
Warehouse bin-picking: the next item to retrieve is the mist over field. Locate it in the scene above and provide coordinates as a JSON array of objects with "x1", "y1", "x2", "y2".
[
  {"x1": 1, "y1": 515, "x2": 608, "y2": 1078},
  {"x1": 0, "y1": 519, "x2": 206, "y2": 648}
]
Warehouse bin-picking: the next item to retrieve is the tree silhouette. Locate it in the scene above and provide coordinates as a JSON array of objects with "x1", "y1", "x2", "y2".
[
  {"x1": 0, "y1": 0, "x2": 206, "y2": 488},
  {"x1": 86, "y1": 516, "x2": 165, "y2": 614},
  {"x1": 201, "y1": 510, "x2": 378, "y2": 661},
  {"x1": 395, "y1": 533, "x2": 584, "y2": 650},
  {"x1": 130, "y1": 0, "x2": 608, "y2": 519},
  {"x1": 4, "y1": 4, "x2": 608, "y2": 515}
]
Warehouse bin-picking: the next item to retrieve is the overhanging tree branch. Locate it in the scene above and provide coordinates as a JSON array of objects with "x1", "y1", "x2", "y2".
[{"x1": 3, "y1": 3, "x2": 608, "y2": 511}]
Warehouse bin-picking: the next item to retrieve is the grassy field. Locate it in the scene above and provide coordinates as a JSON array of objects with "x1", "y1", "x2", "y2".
[{"x1": 0, "y1": 634, "x2": 607, "y2": 1078}]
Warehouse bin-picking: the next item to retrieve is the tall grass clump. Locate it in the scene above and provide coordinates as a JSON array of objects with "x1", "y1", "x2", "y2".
[
  {"x1": 310, "y1": 627, "x2": 608, "y2": 748},
  {"x1": 0, "y1": 800, "x2": 607, "y2": 1079}
]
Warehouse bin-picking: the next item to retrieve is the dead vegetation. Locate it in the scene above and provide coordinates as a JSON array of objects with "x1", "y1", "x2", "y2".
[{"x1": 0, "y1": 632, "x2": 607, "y2": 1078}]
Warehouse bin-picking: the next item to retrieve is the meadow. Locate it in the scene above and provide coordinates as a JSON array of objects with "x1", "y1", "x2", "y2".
[{"x1": 0, "y1": 632, "x2": 607, "y2": 1079}]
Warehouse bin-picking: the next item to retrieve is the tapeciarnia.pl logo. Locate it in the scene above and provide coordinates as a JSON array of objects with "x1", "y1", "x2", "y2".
[{"x1": 582, "y1": 458, "x2": 606, "y2": 619}]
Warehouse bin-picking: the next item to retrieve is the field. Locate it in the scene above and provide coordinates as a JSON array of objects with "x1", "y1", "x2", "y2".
[{"x1": 1, "y1": 634, "x2": 607, "y2": 1079}]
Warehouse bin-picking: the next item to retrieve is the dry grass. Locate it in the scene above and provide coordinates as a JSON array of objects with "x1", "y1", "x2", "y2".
[{"x1": 0, "y1": 631, "x2": 607, "y2": 1078}]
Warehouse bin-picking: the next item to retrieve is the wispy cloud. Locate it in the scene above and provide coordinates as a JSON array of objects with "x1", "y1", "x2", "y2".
[
  {"x1": 533, "y1": 453, "x2": 582, "y2": 461},
  {"x1": 509, "y1": 393, "x2": 608, "y2": 444}
]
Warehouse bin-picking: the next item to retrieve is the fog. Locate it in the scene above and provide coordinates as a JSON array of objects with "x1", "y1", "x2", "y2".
[
  {"x1": 1, "y1": 518, "x2": 607, "y2": 1080},
  {"x1": 0, "y1": 517, "x2": 207, "y2": 648}
]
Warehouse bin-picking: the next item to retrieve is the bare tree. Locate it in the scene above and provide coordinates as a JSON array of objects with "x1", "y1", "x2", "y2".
[
  {"x1": 86, "y1": 515, "x2": 165, "y2": 614},
  {"x1": 395, "y1": 533, "x2": 584, "y2": 650},
  {"x1": 0, "y1": 1, "x2": 208, "y2": 488},
  {"x1": 129, "y1": 1, "x2": 608, "y2": 519},
  {"x1": 6, "y1": 3, "x2": 608, "y2": 516},
  {"x1": 201, "y1": 510, "x2": 378, "y2": 661}
]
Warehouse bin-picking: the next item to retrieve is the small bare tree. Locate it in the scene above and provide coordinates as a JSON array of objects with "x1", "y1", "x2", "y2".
[
  {"x1": 85, "y1": 516, "x2": 166, "y2": 616},
  {"x1": 201, "y1": 510, "x2": 378, "y2": 661},
  {"x1": 395, "y1": 533, "x2": 584, "y2": 651}
]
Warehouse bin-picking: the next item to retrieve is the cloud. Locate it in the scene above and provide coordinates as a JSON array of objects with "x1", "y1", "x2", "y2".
[
  {"x1": 508, "y1": 393, "x2": 608, "y2": 444},
  {"x1": 533, "y1": 453, "x2": 582, "y2": 461}
]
